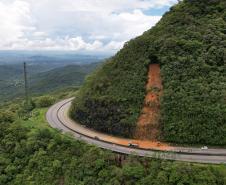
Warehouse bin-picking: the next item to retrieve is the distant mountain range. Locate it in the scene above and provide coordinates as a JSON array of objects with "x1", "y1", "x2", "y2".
[
  {"x1": 0, "y1": 52, "x2": 104, "y2": 103},
  {"x1": 29, "y1": 63, "x2": 101, "y2": 94},
  {"x1": 0, "y1": 51, "x2": 108, "y2": 66}
]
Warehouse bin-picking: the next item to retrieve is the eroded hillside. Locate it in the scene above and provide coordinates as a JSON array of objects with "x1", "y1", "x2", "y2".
[{"x1": 71, "y1": 0, "x2": 226, "y2": 145}]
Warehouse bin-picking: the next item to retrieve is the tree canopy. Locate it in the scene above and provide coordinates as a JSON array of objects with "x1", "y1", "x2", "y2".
[{"x1": 70, "y1": 0, "x2": 226, "y2": 145}]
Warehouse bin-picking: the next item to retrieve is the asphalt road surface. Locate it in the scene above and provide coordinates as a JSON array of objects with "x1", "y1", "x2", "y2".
[{"x1": 46, "y1": 98, "x2": 226, "y2": 164}]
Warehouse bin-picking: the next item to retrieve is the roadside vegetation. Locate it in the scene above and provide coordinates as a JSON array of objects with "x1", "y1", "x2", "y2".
[
  {"x1": 71, "y1": 0, "x2": 226, "y2": 145},
  {"x1": 1, "y1": 1, "x2": 226, "y2": 184},
  {"x1": 1, "y1": 88, "x2": 226, "y2": 185}
]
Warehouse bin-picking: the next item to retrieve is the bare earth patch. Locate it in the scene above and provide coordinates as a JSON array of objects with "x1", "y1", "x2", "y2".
[{"x1": 135, "y1": 64, "x2": 163, "y2": 140}]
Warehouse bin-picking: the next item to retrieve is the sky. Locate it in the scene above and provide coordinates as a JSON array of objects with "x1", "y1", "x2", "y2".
[{"x1": 0, "y1": 0, "x2": 178, "y2": 54}]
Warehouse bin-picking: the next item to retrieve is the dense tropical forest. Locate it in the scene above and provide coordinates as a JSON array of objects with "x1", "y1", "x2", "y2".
[
  {"x1": 1, "y1": 88, "x2": 226, "y2": 185},
  {"x1": 1, "y1": 1, "x2": 226, "y2": 184},
  {"x1": 70, "y1": 0, "x2": 226, "y2": 145}
]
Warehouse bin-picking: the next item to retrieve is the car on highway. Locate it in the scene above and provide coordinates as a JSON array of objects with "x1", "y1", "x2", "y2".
[
  {"x1": 128, "y1": 143, "x2": 139, "y2": 148},
  {"x1": 94, "y1": 136, "x2": 100, "y2": 140},
  {"x1": 201, "y1": 146, "x2": 208, "y2": 150}
]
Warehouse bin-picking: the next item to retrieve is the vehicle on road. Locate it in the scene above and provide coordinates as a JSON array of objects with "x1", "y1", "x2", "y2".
[
  {"x1": 128, "y1": 143, "x2": 139, "y2": 148},
  {"x1": 94, "y1": 136, "x2": 100, "y2": 140},
  {"x1": 156, "y1": 142, "x2": 161, "y2": 147},
  {"x1": 201, "y1": 146, "x2": 208, "y2": 150},
  {"x1": 46, "y1": 98, "x2": 226, "y2": 164}
]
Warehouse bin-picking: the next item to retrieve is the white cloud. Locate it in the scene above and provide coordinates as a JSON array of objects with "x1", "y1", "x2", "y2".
[
  {"x1": 7, "y1": 36, "x2": 124, "y2": 53},
  {"x1": 61, "y1": 0, "x2": 176, "y2": 13},
  {"x1": 116, "y1": 10, "x2": 161, "y2": 39},
  {"x1": 33, "y1": 31, "x2": 47, "y2": 37},
  {"x1": 0, "y1": 0, "x2": 34, "y2": 44},
  {"x1": 104, "y1": 41, "x2": 125, "y2": 51},
  {"x1": 0, "y1": 0, "x2": 178, "y2": 53}
]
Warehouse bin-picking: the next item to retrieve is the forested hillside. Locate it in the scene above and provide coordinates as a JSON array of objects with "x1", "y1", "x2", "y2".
[
  {"x1": 71, "y1": 0, "x2": 226, "y2": 145},
  {"x1": 29, "y1": 63, "x2": 100, "y2": 94},
  {"x1": 0, "y1": 63, "x2": 100, "y2": 103},
  {"x1": 1, "y1": 91, "x2": 226, "y2": 185}
]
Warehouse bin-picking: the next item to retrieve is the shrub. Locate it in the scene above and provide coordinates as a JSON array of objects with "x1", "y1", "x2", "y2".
[
  {"x1": 0, "y1": 111, "x2": 15, "y2": 123},
  {"x1": 36, "y1": 96, "x2": 56, "y2": 108}
]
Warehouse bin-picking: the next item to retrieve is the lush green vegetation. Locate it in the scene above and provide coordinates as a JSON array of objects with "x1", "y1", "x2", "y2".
[
  {"x1": 71, "y1": 0, "x2": 226, "y2": 145},
  {"x1": 1, "y1": 91, "x2": 226, "y2": 185},
  {"x1": 29, "y1": 63, "x2": 100, "y2": 95},
  {"x1": 1, "y1": 1, "x2": 226, "y2": 184},
  {"x1": 0, "y1": 63, "x2": 100, "y2": 104},
  {"x1": 35, "y1": 95, "x2": 56, "y2": 108}
]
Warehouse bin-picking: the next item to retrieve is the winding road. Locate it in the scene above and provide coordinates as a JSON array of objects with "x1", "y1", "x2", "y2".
[{"x1": 46, "y1": 98, "x2": 226, "y2": 164}]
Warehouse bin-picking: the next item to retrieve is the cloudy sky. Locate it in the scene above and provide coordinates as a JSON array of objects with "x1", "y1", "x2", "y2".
[{"x1": 0, "y1": 0, "x2": 177, "y2": 54}]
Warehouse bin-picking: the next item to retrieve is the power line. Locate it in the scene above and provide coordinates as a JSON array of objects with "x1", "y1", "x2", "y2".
[{"x1": 23, "y1": 62, "x2": 29, "y2": 105}]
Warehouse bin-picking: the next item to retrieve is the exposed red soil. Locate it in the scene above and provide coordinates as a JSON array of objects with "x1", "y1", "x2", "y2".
[
  {"x1": 110, "y1": 136, "x2": 171, "y2": 150},
  {"x1": 135, "y1": 64, "x2": 163, "y2": 140}
]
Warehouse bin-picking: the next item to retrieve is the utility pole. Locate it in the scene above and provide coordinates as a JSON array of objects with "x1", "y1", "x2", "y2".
[{"x1": 23, "y1": 62, "x2": 29, "y2": 105}]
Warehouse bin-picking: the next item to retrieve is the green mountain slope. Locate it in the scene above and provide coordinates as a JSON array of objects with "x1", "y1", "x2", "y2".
[
  {"x1": 29, "y1": 63, "x2": 100, "y2": 94},
  {"x1": 0, "y1": 64, "x2": 54, "y2": 102},
  {"x1": 0, "y1": 65, "x2": 23, "y2": 79},
  {"x1": 1, "y1": 93, "x2": 226, "y2": 185},
  {"x1": 0, "y1": 63, "x2": 100, "y2": 103},
  {"x1": 70, "y1": 0, "x2": 226, "y2": 145}
]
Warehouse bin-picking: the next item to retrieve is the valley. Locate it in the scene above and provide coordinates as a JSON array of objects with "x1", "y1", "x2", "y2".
[{"x1": 0, "y1": 58, "x2": 103, "y2": 103}]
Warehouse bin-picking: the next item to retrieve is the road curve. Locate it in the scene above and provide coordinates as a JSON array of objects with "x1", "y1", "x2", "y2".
[{"x1": 46, "y1": 98, "x2": 226, "y2": 164}]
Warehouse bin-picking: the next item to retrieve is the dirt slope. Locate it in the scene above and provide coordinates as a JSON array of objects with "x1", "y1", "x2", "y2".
[{"x1": 135, "y1": 64, "x2": 163, "y2": 140}]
